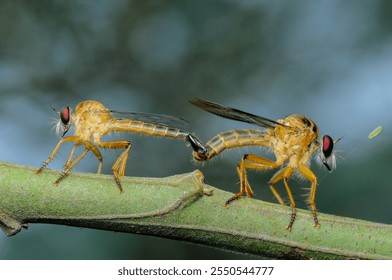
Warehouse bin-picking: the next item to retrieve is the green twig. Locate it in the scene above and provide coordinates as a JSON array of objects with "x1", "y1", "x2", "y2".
[{"x1": 0, "y1": 162, "x2": 391, "y2": 259}]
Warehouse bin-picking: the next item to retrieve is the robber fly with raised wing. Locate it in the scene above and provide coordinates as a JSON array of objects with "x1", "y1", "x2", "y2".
[
  {"x1": 188, "y1": 98, "x2": 339, "y2": 230},
  {"x1": 36, "y1": 100, "x2": 205, "y2": 192}
]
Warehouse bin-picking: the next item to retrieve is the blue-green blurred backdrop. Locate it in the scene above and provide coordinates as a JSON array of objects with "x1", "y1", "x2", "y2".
[{"x1": 1, "y1": 1, "x2": 391, "y2": 259}]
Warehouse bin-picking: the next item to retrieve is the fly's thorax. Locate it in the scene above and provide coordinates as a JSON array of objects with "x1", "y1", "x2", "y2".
[
  {"x1": 75, "y1": 100, "x2": 111, "y2": 125},
  {"x1": 75, "y1": 100, "x2": 107, "y2": 113},
  {"x1": 72, "y1": 100, "x2": 111, "y2": 139},
  {"x1": 271, "y1": 114, "x2": 320, "y2": 161},
  {"x1": 279, "y1": 115, "x2": 319, "y2": 142}
]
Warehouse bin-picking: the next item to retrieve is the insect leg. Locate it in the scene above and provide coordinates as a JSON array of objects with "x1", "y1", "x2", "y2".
[
  {"x1": 55, "y1": 147, "x2": 89, "y2": 185},
  {"x1": 36, "y1": 136, "x2": 83, "y2": 175},
  {"x1": 269, "y1": 166, "x2": 295, "y2": 230},
  {"x1": 268, "y1": 168, "x2": 287, "y2": 206},
  {"x1": 225, "y1": 154, "x2": 282, "y2": 205},
  {"x1": 243, "y1": 154, "x2": 285, "y2": 204},
  {"x1": 89, "y1": 144, "x2": 103, "y2": 174},
  {"x1": 64, "y1": 145, "x2": 77, "y2": 170},
  {"x1": 298, "y1": 163, "x2": 320, "y2": 228},
  {"x1": 55, "y1": 141, "x2": 102, "y2": 185},
  {"x1": 223, "y1": 161, "x2": 252, "y2": 206},
  {"x1": 96, "y1": 140, "x2": 131, "y2": 193}
]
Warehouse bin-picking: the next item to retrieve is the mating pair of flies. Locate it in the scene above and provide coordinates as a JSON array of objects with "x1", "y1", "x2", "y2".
[{"x1": 36, "y1": 98, "x2": 338, "y2": 230}]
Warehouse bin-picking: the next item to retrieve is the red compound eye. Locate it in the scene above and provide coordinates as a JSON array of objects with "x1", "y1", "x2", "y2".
[
  {"x1": 322, "y1": 135, "x2": 334, "y2": 158},
  {"x1": 60, "y1": 106, "x2": 70, "y2": 125}
]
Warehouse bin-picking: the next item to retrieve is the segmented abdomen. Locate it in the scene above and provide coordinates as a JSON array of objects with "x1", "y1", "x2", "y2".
[
  {"x1": 194, "y1": 129, "x2": 269, "y2": 161},
  {"x1": 109, "y1": 120, "x2": 189, "y2": 139}
]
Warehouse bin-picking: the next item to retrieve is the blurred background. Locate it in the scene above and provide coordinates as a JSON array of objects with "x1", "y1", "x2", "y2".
[{"x1": 1, "y1": 0, "x2": 392, "y2": 259}]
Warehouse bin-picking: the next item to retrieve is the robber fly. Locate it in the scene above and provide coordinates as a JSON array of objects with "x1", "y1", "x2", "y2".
[
  {"x1": 36, "y1": 100, "x2": 203, "y2": 192},
  {"x1": 188, "y1": 98, "x2": 339, "y2": 230}
]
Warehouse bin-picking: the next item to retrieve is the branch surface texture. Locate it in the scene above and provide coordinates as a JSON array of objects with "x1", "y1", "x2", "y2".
[{"x1": 0, "y1": 162, "x2": 391, "y2": 259}]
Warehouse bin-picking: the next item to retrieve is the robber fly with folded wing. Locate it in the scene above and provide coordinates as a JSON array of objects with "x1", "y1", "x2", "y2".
[
  {"x1": 188, "y1": 98, "x2": 340, "y2": 230},
  {"x1": 36, "y1": 100, "x2": 204, "y2": 193}
]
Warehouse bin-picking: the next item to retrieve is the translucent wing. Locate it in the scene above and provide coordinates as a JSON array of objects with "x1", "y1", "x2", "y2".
[
  {"x1": 190, "y1": 98, "x2": 285, "y2": 129},
  {"x1": 108, "y1": 110, "x2": 189, "y2": 130}
]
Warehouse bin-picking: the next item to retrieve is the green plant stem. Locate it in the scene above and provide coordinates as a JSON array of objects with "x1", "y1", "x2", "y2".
[{"x1": 0, "y1": 162, "x2": 391, "y2": 259}]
